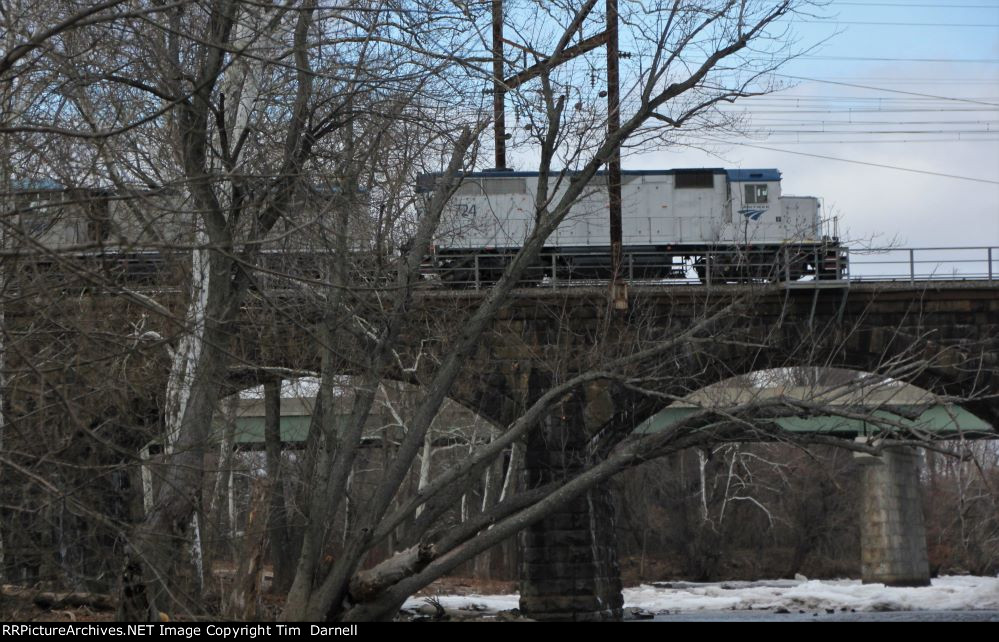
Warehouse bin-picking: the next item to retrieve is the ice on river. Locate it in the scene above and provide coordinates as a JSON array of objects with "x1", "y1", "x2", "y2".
[{"x1": 401, "y1": 575, "x2": 999, "y2": 616}]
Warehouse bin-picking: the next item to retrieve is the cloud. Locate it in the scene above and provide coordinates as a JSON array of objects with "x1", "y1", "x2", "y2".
[{"x1": 632, "y1": 62, "x2": 999, "y2": 249}]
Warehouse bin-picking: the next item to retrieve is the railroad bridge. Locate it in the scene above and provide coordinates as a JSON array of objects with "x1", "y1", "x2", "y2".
[
  {"x1": 235, "y1": 280, "x2": 998, "y2": 620},
  {"x1": 5, "y1": 269, "x2": 997, "y2": 620}
]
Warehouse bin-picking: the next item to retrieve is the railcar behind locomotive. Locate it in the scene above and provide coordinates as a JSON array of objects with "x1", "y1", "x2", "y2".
[{"x1": 421, "y1": 167, "x2": 846, "y2": 285}]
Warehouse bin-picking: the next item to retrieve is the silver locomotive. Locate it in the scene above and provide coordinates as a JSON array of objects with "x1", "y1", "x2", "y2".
[{"x1": 424, "y1": 168, "x2": 846, "y2": 285}]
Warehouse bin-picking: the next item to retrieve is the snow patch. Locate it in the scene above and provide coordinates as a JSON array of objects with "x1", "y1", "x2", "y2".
[
  {"x1": 625, "y1": 576, "x2": 999, "y2": 614},
  {"x1": 402, "y1": 576, "x2": 999, "y2": 616},
  {"x1": 402, "y1": 594, "x2": 520, "y2": 614}
]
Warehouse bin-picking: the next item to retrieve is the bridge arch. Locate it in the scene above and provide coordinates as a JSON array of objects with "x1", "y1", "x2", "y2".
[{"x1": 632, "y1": 367, "x2": 994, "y2": 441}]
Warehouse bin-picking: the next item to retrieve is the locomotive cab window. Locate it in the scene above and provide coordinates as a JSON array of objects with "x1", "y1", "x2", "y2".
[{"x1": 744, "y1": 184, "x2": 768, "y2": 204}]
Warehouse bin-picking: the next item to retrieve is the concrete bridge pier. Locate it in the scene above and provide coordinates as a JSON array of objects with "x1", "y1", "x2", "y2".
[
  {"x1": 518, "y1": 385, "x2": 624, "y2": 621},
  {"x1": 855, "y1": 444, "x2": 931, "y2": 586}
]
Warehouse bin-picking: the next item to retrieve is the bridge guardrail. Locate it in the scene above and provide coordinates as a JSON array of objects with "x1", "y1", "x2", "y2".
[
  {"x1": 843, "y1": 246, "x2": 995, "y2": 284},
  {"x1": 5, "y1": 245, "x2": 995, "y2": 291},
  {"x1": 418, "y1": 245, "x2": 996, "y2": 289}
]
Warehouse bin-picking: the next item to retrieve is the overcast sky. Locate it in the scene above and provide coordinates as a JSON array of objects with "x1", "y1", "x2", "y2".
[
  {"x1": 498, "y1": 1, "x2": 999, "y2": 255},
  {"x1": 630, "y1": 1, "x2": 999, "y2": 250}
]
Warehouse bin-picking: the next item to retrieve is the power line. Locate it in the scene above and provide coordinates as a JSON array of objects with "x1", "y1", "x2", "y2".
[
  {"x1": 718, "y1": 108, "x2": 999, "y2": 114},
  {"x1": 801, "y1": 20, "x2": 999, "y2": 27},
  {"x1": 806, "y1": 79, "x2": 998, "y2": 85},
  {"x1": 752, "y1": 121, "x2": 999, "y2": 126},
  {"x1": 775, "y1": 75, "x2": 999, "y2": 108},
  {"x1": 738, "y1": 104, "x2": 999, "y2": 111},
  {"x1": 741, "y1": 118, "x2": 999, "y2": 127},
  {"x1": 750, "y1": 130, "x2": 999, "y2": 136},
  {"x1": 694, "y1": 137, "x2": 999, "y2": 185},
  {"x1": 832, "y1": 2, "x2": 999, "y2": 8},
  {"x1": 741, "y1": 99, "x2": 999, "y2": 106},
  {"x1": 745, "y1": 94, "x2": 999, "y2": 101},
  {"x1": 798, "y1": 56, "x2": 999, "y2": 63},
  {"x1": 751, "y1": 118, "x2": 999, "y2": 124},
  {"x1": 741, "y1": 138, "x2": 999, "y2": 144},
  {"x1": 752, "y1": 129, "x2": 996, "y2": 134}
]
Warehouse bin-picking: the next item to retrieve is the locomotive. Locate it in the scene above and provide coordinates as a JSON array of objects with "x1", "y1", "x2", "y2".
[
  {"x1": 422, "y1": 167, "x2": 846, "y2": 285},
  {"x1": 9, "y1": 168, "x2": 847, "y2": 289}
]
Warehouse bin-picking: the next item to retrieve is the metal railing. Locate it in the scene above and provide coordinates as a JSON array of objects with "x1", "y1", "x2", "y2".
[
  {"x1": 415, "y1": 246, "x2": 995, "y2": 289},
  {"x1": 6, "y1": 245, "x2": 994, "y2": 292},
  {"x1": 843, "y1": 246, "x2": 995, "y2": 284}
]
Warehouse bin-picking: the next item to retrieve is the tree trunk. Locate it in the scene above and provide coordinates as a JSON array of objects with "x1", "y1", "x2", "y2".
[
  {"x1": 474, "y1": 456, "x2": 503, "y2": 579},
  {"x1": 265, "y1": 379, "x2": 295, "y2": 594},
  {"x1": 226, "y1": 479, "x2": 270, "y2": 620},
  {"x1": 118, "y1": 247, "x2": 234, "y2": 620},
  {"x1": 348, "y1": 541, "x2": 435, "y2": 604}
]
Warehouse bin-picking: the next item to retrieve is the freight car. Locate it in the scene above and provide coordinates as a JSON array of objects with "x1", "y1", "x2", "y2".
[{"x1": 421, "y1": 168, "x2": 846, "y2": 285}]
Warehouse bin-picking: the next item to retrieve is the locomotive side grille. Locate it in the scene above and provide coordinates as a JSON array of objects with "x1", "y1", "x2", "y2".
[
  {"x1": 454, "y1": 177, "x2": 528, "y2": 196},
  {"x1": 674, "y1": 171, "x2": 715, "y2": 189}
]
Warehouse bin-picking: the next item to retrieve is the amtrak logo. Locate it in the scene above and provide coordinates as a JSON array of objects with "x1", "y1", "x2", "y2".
[{"x1": 739, "y1": 208, "x2": 766, "y2": 221}]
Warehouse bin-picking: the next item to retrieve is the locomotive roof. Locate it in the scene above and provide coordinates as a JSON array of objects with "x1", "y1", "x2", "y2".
[{"x1": 450, "y1": 168, "x2": 782, "y2": 181}]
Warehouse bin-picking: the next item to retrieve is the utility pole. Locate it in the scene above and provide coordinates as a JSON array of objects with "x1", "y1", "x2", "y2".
[
  {"x1": 490, "y1": 0, "x2": 627, "y2": 308},
  {"x1": 492, "y1": 0, "x2": 507, "y2": 170},
  {"x1": 606, "y1": 0, "x2": 626, "y2": 310}
]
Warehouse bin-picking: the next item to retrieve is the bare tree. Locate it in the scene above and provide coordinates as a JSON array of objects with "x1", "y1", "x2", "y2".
[
  {"x1": 268, "y1": 0, "x2": 848, "y2": 622},
  {"x1": 0, "y1": 0, "x2": 476, "y2": 618},
  {"x1": 3, "y1": 0, "x2": 993, "y2": 625}
]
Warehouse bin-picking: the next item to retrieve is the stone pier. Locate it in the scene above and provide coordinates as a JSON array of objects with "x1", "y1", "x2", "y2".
[
  {"x1": 518, "y1": 386, "x2": 624, "y2": 621},
  {"x1": 855, "y1": 445, "x2": 931, "y2": 586}
]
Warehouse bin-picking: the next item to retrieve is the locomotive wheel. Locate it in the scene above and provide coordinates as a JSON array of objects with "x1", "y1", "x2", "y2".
[
  {"x1": 772, "y1": 252, "x2": 806, "y2": 282},
  {"x1": 693, "y1": 257, "x2": 725, "y2": 284},
  {"x1": 693, "y1": 257, "x2": 709, "y2": 284},
  {"x1": 438, "y1": 259, "x2": 477, "y2": 288}
]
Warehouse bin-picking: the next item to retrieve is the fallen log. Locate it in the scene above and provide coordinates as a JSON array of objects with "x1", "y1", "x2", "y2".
[
  {"x1": 2, "y1": 586, "x2": 115, "y2": 611},
  {"x1": 348, "y1": 541, "x2": 435, "y2": 603}
]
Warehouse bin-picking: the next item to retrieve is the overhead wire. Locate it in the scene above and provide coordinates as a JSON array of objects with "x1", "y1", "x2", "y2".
[
  {"x1": 723, "y1": 3, "x2": 999, "y2": 177},
  {"x1": 696, "y1": 61, "x2": 999, "y2": 144},
  {"x1": 797, "y1": 56, "x2": 999, "y2": 63},
  {"x1": 773, "y1": 75, "x2": 999, "y2": 108},
  {"x1": 692, "y1": 137, "x2": 999, "y2": 185},
  {"x1": 832, "y1": 2, "x2": 999, "y2": 8},
  {"x1": 729, "y1": 138, "x2": 999, "y2": 144},
  {"x1": 800, "y1": 20, "x2": 999, "y2": 27}
]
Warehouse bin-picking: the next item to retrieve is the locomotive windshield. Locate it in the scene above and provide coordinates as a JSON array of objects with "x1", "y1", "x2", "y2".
[{"x1": 744, "y1": 184, "x2": 769, "y2": 204}]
